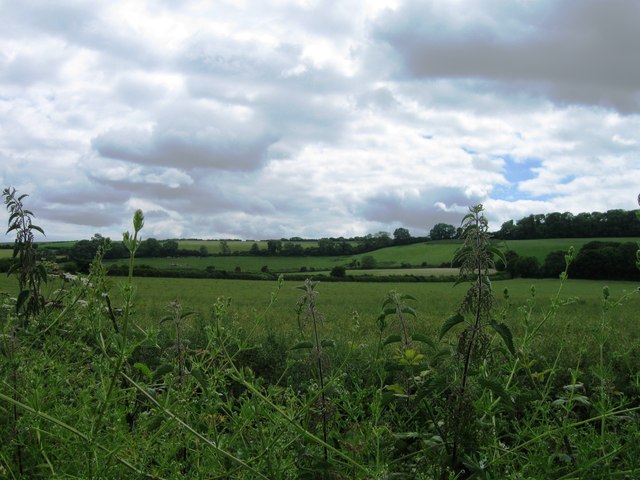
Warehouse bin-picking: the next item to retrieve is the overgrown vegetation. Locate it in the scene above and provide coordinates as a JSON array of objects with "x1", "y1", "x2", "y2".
[{"x1": 1, "y1": 193, "x2": 639, "y2": 478}]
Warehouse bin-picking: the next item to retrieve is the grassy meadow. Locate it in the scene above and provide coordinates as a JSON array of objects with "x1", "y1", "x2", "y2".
[
  {"x1": 2, "y1": 224, "x2": 640, "y2": 478},
  {"x1": 2, "y1": 272, "x2": 637, "y2": 368},
  {"x1": 98, "y1": 236, "x2": 639, "y2": 275}
]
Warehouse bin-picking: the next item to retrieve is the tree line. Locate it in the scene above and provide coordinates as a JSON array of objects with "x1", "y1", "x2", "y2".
[{"x1": 494, "y1": 209, "x2": 640, "y2": 239}]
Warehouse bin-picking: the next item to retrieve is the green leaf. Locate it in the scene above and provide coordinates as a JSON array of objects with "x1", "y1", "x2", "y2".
[
  {"x1": 401, "y1": 306, "x2": 417, "y2": 317},
  {"x1": 477, "y1": 377, "x2": 513, "y2": 411},
  {"x1": 31, "y1": 225, "x2": 45, "y2": 235},
  {"x1": 16, "y1": 289, "x2": 30, "y2": 312},
  {"x1": 400, "y1": 294, "x2": 417, "y2": 301},
  {"x1": 290, "y1": 341, "x2": 314, "y2": 350},
  {"x1": 489, "y1": 320, "x2": 515, "y2": 355},
  {"x1": 439, "y1": 312, "x2": 464, "y2": 340},
  {"x1": 380, "y1": 307, "x2": 395, "y2": 318},
  {"x1": 191, "y1": 367, "x2": 209, "y2": 395},
  {"x1": 412, "y1": 333, "x2": 434, "y2": 348},
  {"x1": 321, "y1": 339, "x2": 336, "y2": 348},
  {"x1": 383, "y1": 334, "x2": 402, "y2": 346},
  {"x1": 133, "y1": 362, "x2": 152, "y2": 380},
  {"x1": 153, "y1": 363, "x2": 174, "y2": 380}
]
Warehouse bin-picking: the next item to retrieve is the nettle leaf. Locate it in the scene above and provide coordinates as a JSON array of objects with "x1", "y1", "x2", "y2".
[
  {"x1": 401, "y1": 306, "x2": 417, "y2": 317},
  {"x1": 191, "y1": 367, "x2": 209, "y2": 395},
  {"x1": 489, "y1": 320, "x2": 515, "y2": 355},
  {"x1": 321, "y1": 339, "x2": 336, "y2": 348},
  {"x1": 401, "y1": 294, "x2": 417, "y2": 302},
  {"x1": 31, "y1": 225, "x2": 45, "y2": 235},
  {"x1": 153, "y1": 364, "x2": 174, "y2": 380},
  {"x1": 439, "y1": 312, "x2": 464, "y2": 340},
  {"x1": 16, "y1": 289, "x2": 31, "y2": 312},
  {"x1": 383, "y1": 334, "x2": 402, "y2": 346},
  {"x1": 380, "y1": 307, "x2": 396, "y2": 318},
  {"x1": 412, "y1": 333, "x2": 435, "y2": 348},
  {"x1": 133, "y1": 362, "x2": 153, "y2": 380},
  {"x1": 290, "y1": 341, "x2": 314, "y2": 350},
  {"x1": 478, "y1": 377, "x2": 514, "y2": 411}
]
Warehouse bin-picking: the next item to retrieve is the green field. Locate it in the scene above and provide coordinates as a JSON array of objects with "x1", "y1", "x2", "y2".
[
  {"x1": 500, "y1": 237, "x2": 639, "y2": 263},
  {"x1": 177, "y1": 239, "x2": 358, "y2": 254},
  {"x1": 2, "y1": 273, "x2": 636, "y2": 361},
  {"x1": 107, "y1": 254, "x2": 349, "y2": 273}
]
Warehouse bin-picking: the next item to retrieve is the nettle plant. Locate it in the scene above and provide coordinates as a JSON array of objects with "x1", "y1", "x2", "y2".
[
  {"x1": 3, "y1": 187, "x2": 47, "y2": 322},
  {"x1": 439, "y1": 204, "x2": 514, "y2": 472}
]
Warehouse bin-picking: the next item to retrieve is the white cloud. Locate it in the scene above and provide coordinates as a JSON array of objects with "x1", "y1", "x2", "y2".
[{"x1": 1, "y1": 0, "x2": 639, "y2": 241}]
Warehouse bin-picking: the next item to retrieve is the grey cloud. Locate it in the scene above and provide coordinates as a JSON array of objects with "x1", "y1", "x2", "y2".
[
  {"x1": 2, "y1": 1, "x2": 162, "y2": 70},
  {"x1": 357, "y1": 187, "x2": 484, "y2": 230},
  {"x1": 114, "y1": 76, "x2": 168, "y2": 108},
  {"x1": 39, "y1": 205, "x2": 122, "y2": 228},
  {"x1": 373, "y1": 0, "x2": 640, "y2": 112},
  {"x1": 92, "y1": 103, "x2": 278, "y2": 170}
]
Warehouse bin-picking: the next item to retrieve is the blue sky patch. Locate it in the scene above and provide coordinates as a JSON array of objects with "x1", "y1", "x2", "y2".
[{"x1": 492, "y1": 156, "x2": 551, "y2": 201}]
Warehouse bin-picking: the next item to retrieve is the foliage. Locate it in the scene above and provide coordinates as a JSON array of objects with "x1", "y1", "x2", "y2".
[
  {"x1": 1, "y1": 198, "x2": 640, "y2": 479},
  {"x1": 495, "y1": 208, "x2": 640, "y2": 239},
  {"x1": 360, "y1": 255, "x2": 377, "y2": 269},
  {"x1": 3, "y1": 187, "x2": 47, "y2": 320},
  {"x1": 329, "y1": 265, "x2": 346, "y2": 277},
  {"x1": 429, "y1": 222, "x2": 457, "y2": 240}
]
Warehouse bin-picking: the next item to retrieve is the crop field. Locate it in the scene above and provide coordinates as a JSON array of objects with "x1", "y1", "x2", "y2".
[
  {"x1": 2, "y1": 223, "x2": 640, "y2": 478},
  {"x1": 100, "y1": 237, "x2": 639, "y2": 276},
  {"x1": 3, "y1": 273, "x2": 636, "y2": 365},
  {"x1": 106, "y1": 254, "x2": 349, "y2": 272},
  {"x1": 177, "y1": 239, "x2": 358, "y2": 253}
]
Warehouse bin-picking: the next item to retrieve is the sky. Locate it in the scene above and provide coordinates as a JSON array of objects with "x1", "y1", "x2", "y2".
[{"x1": 1, "y1": 0, "x2": 639, "y2": 242}]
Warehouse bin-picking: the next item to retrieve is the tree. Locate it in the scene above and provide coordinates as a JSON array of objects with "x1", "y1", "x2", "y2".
[
  {"x1": 161, "y1": 239, "x2": 179, "y2": 257},
  {"x1": 219, "y1": 240, "x2": 231, "y2": 255},
  {"x1": 429, "y1": 223, "x2": 456, "y2": 240},
  {"x1": 361, "y1": 255, "x2": 377, "y2": 269},
  {"x1": 199, "y1": 245, "x2": 208, "y2": 257},
  {"x1": 138, "y1": 238, "x2": 162, "y2": 257},
  {"x1": 393, "y1": 227, "x2": 412, "y2": 245},
  {"x1": 267, "y1": 240, "x2": 282, "y2": 255},
  {"x1": 330, "y1": 265, "x2": 346, "y2": 277},
  {"x1": 542, "y1": 250, "x2": 567, "y2": 278},
  {"x1": 249, "y1": 242, "x2": 261, "y2": 255}
]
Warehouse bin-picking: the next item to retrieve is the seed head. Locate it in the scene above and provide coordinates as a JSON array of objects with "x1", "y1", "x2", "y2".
[{"x1": 133, "y1": 209, "x2": 144, "y2": 233}]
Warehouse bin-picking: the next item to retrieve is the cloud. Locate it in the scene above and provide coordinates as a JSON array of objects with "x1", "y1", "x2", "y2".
[
  {"x1": 373, "y1": 0, "x2": 640, "y2": 113},
  {"x1": 1, "y1": 1, "x2": 639, "y2": 241},
  {"x1": 357, "y1": 187, "x2": 485, "y2": 232},
  {"x1": 92, "y1": 101, "x2": 278, "y2": 170}
]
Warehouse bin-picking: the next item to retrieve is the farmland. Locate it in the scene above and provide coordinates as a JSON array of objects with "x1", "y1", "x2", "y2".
[
  {"x1": 95, "y1": 237, "x2": 639, "y2": 275},
  {"x1": 2, "y1": 215, "x2": 639, "y2": 478}
]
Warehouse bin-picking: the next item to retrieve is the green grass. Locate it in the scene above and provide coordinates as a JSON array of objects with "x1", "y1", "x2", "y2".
[
  {"x1": 106, "y1": 255, "x2": 350, "y2": 273},
  {"x1": 177, "y1": 239, "x2": 357, "y2": 253},
  {"x1": 3, "y1": 273, "x2": 633, "y2": 359},
  {"x1": 501, "y1": 237, "x2": 639, "y2": 263}
]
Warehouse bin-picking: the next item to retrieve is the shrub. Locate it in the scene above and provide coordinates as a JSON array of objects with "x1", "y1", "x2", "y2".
[
  {"x1": 330, "y1": 265, "x2": 346, "y2": 277},
  {"x1": 360, "y1": 255, "x2": 377, "y2": 269}
]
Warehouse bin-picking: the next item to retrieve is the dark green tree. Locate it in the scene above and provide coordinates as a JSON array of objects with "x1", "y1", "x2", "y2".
[
  {"x1": 429, "y1": 222, "x2": 456, "y2": 240},
  {"x1": 393, "y1": 227, "x2": 412, "y2": 244}
]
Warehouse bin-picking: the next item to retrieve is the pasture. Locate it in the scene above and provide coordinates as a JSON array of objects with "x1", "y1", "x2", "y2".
[{"x1": 99, "y1": 237, "x2": 640, "y2": 275}]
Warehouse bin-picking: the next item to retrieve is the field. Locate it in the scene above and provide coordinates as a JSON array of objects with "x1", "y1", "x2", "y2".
[
  {"x1": 2, "y1": 272, "x2": 637, "y2": 363},
  {"x1": 2, "y1": 232, "x2": 640, "y2": 478},
  {"x1": 99, "y1": 237, "x2": 639, "y2": 275}
]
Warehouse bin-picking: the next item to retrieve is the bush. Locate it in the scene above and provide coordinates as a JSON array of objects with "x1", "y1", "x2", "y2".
[
  {"x1": 514, "y1": 256, "x2": 541, "y2": 278},
  {"x1": 360, "y1": 255, "x2": 377, "y2": 269},
  {"x1": 330, "y1": 265, "x2": 346, "y2": 277}
]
